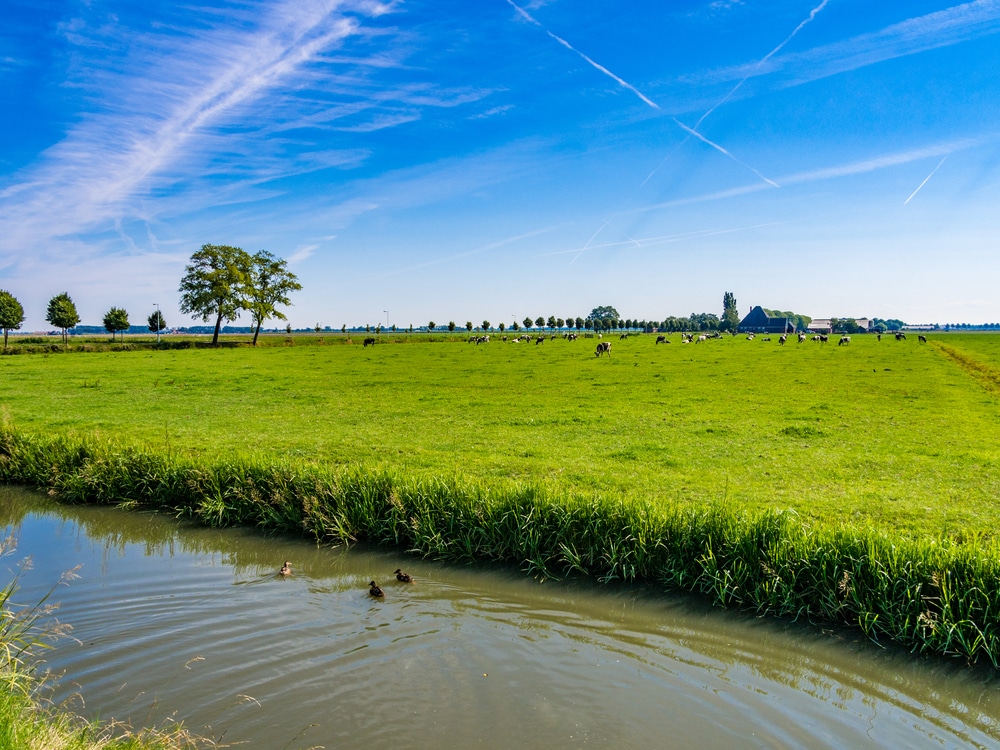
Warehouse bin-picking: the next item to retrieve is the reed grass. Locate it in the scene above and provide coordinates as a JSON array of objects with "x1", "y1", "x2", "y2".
[{"x1": 3, "y1": 423, "x2": 999, "y2": 666}]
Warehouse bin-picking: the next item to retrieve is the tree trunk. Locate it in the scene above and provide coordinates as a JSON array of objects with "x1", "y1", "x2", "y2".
[
  {"x1": 252, "y1": 322, "x2": 261, "y2": 346},
  {"x1": 213, "y1": 310, "x2": 223, "y2": 345}
]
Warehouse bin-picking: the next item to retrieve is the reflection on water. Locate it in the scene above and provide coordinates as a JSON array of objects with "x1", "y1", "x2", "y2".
[{"x1": 2, "y1": 486, "x2": 999, "y2": 749}]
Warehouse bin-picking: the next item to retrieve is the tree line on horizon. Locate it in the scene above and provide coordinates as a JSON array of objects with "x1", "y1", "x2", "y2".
[{"x1": 0, "y1": 244, "x2": 301, "y2": 349}]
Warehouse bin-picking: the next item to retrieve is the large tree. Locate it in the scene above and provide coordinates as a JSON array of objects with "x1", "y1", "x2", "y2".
[
  {"x1": 103, "y1": 307, "x2": 130, "y2": 342},
  {"x1": 46, "y1": 292, "x2": 80, "y2": 345},
  {"x1": 178, "y1": 244, "x2": 251, "y2": 345},
  {"x1": 0, "y1": 290, "x2": 25, "y2": 349},
  {"x1": 246, "y1": 250, "x2": 301, "y2": 346}
]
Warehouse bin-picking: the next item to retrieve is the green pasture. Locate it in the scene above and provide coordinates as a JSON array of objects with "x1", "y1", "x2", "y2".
[{"x1": 2, "y1": 332, "x2": 999, "y2": 539}]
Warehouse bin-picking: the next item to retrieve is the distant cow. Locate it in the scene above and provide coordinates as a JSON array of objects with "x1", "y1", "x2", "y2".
[
  {"x1": 918, "y1": 335, "x2": 927, "y2": 343},
  {"x1": 779, "y1": 334, "x2": 787, "y2": 346},
  {"x1": 798, "y1": 333, "x2": 807, "y2": 343},
  {"x1": 838, "y1": 336, "x2": 851, "y2": 346},
  {"x1": 363, "y1": 337, "x2": 376, "y2": 347},
  {"x1": 535, "y1": 335, "x2": 544, "y2": 345},
  {"x1": 595, "y1": 341, "x2": 612, "y2": 357},
  {"x1": 656, "y1": 335, "x2": 668, "y2": 344},
  {"x1": 895, "y1": 332, "x2": 907, "y2": 341},
  {"x1": 620, "y1": 333, "x2": 629, "y2": 340}
]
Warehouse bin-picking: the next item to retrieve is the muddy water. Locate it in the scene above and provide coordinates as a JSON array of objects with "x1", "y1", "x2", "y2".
[{"x1": 2, "y1": 486, "x2": 999, "y2": 749}]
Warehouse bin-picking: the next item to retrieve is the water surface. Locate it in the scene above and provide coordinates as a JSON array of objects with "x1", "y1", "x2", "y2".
[{"x1": 2, "y1": 487, "x2": 998, "y2": 749}]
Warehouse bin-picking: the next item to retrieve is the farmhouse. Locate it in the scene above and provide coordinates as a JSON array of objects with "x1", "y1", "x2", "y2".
[
  {"x1": 738, "y1": 306, "x2": 798, "y2": 334},
  {"x1": 808, "y1": 318, "x2": 872, "y2": 334}
]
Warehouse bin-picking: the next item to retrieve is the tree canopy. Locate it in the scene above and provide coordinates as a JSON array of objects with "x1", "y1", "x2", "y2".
[
  {"x1": 45, "y1": 292, "x2": 80, "y2": 344},
  {"x1": 588, "y1": 305, "x2": 620, "y2": 321},
  {"x1": 0, "y1": 290, "x2": 25, "y2": 349},
  {"x1": 179, "y1": 244, "x2": 252, "y2": 345}
]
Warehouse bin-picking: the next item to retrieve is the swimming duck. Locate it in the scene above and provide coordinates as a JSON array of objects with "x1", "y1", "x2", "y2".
[
  {"x1": 394, "y1": 569, "x2": 414, "y2": 583},
  {"x1": 279, "y1": 561, "x2": 292, "y2": 576},
  {"x1": 369, "y1": 580, "x2": 385, "y2": 598}
]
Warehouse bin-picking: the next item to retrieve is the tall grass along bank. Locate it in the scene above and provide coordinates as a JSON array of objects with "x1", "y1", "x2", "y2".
[{"x1": 2, "y1": 424, "x2": 998, "y2": 667}]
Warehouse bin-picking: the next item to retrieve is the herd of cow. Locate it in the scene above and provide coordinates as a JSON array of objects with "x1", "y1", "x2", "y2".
[{"x1": 361, "y1": 329, "x2": 926, "y2": 357}]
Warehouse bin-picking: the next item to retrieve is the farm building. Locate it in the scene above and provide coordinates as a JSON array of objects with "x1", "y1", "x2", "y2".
[
  {"x1": 808, "y1": 318, "x2": 871, "y2": 334},
  {"x1": 738, "y1": 306, "x2": 798, "y2": 334}
]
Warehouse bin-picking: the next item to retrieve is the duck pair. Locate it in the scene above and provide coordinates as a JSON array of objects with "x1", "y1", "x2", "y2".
[{"x1": 369, "y1": 570, "x2": 414, "y2": 597}]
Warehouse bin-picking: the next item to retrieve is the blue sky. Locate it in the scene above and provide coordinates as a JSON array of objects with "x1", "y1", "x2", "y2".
[{"x1": 2, "y1": 0, "x2": 999, "y2": 332}]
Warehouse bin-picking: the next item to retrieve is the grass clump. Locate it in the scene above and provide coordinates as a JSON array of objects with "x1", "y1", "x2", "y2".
[
  {"x1": 3, "y1": 424, "x2": 1000, "y2": 666},
  {"x1": 0, "y1": 533, "x2": 210, "y2": 749}
]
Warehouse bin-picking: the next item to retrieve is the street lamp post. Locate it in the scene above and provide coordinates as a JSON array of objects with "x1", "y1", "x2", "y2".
[
  {"x1": 383, "y1": 310, "x2": 389, "y2": 330},
  {"x1": 154, "y1": 302, "x2": 161, "y2": 344}
]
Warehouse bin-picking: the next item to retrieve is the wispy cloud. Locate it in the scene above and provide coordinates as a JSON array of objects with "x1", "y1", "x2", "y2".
[
  {"x1": 0, "y1": 0, "x2": 491, "y2": 273},
  {"x1": 691, "y1": 1, "x2": 1000, "y2": 96}
]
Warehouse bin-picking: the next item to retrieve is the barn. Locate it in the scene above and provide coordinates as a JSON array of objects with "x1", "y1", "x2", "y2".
[{"x1": 737, "y1": 306, "x2": 798, "y2": 334}]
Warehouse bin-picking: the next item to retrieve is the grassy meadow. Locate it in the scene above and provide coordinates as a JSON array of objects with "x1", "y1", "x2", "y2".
[
  {"x1": 4, "y1": 330, "x2": 1000, "y2": 662},
  {"x1": 2, "y1": 331, "x2": 999, "y2": 538}
]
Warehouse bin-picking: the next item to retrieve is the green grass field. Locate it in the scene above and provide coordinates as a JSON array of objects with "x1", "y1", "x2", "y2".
[{"x1": 3, "y1": 331, "x2": 999, "y2": 539}]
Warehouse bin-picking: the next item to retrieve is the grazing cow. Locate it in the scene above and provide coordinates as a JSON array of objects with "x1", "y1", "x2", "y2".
[
  {"x1": 620, "y1": 333, "x2": 629, "y2": 340},
  {"x1": 535, "y1": 336, "x2": 544, "y2": 345},
  {"x1": 918, "y1": 335, "x2": 927, "y2": 343},
  {"x1": 595, "y1": 341, "x2": 612, "y2": 357},
  {"x1": 895, "y1": 332, "x2": 907, "y2": 341},
  {"x1": 779, "y1": 334, "x2": 787, "y2": 346},
  {"x1": 761, "y1": 336, "x2": 771, "y2": 342},
  {"x1": 746, "y1": 334, "x2": 755, "y2": 340},
  {"x1": 819, "y1": 334, "x2": 829, "y2": 343},
  {"x1": 877, "y1": 333, "x2": 882, "y2": 342},
  {"x1": 656, "y1": 335, "x2": 668, "y2": 344},
  {"x1": 477, "y1": 335, "x2": 490, "y2": 344},
  {"x1": 696, "y1": 334, "x2": 707, "y2": 343},
  {"x1": 798, "y1": 333, "x2": 807, "y2": 343},
  {"x1": 363, "y1": 337, "x2": 376, "y2": 347},
  {"x1": 838, "y1": 335, "x2": 851, "y2": 346}
]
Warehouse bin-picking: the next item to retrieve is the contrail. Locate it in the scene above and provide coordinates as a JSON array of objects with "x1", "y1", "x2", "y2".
[
  {"x1": 506, "y1": 0, "x2": 660, "y2": 110},
  {"x1": 694, "y1": 0, "x2": 830, "y2": 130},
  {"x1": 570, "y1": 217, "x2": 611, "y2": 265},
  {"x1": 904, "y1": 156, "x2": 947, "y2": 204},
  {"x1": 673, "y1": 118, "x2": 780, "y2": 188}
]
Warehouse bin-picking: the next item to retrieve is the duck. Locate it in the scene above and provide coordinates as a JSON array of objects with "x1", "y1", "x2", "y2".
[
  {"x1": 394, "y1": 568, "x2": 414, "y2": 583},
  {"x1": 369, "y1": 580, "x2": 385, "y2": 598},
  {"x1": 279, "y1": 561, "x2": 292, "y2": 576}
]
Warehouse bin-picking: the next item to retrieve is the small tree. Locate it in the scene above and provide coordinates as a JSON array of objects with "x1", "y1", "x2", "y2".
[
  {"x1": 721, "y1": 291, "x2": 739, "y2": 332},
  {"x1": 523, "y1": 317, "x2": 533, "y2": 330},
  {"x1": 448, "y1": 321, "x2": 456, "y2": 332},
  {"x1": 482, "y1": 320, "x2": 490, "y2": 331},
  {"x1": 178, "y1": 244, "x2": 251, "y2": 345},
  {"x1": 535, "y1": 316, "x2": 545, "y2": 330},
  {"x1": 342, "y1": 324, "x2": 347, "y2": 333},
  {"x1": 0, "y1": 290, "x2": 25, "y2": 349},
  {"x1": 428, "y1": 321, "x2": 436, "y2": 332},
  {"x1": 511, "y1": 321, "x2": 520, "y2": 332},
  {"x1": 148, "y1": 309, "x2": 167, "y2": 335},
  {"x1": 466, "y1": 321, "x2": 474, "y2": 333},
  {"x1": 546, "y1": 315, "x2": 556, "y2": 330},
  {"x1": 286, "y1": 323, "x2": 292, "y2": 334},
  {"x1": 498, "y1": 322, "x2": 505, "y2": 333},
  {"x1": 46, "y1": 292, "x2": 80, "y2": 345},
  {"x1": 556, "y1": 317, "x2": 564, "y2": 329},
  {"x1": 102, "y1": 307, "x2": 130, "y2": 342},
  {"x1": 575, "y1": 317, "x2": 584, "y2": 330}
]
